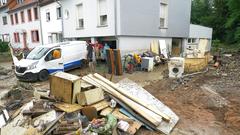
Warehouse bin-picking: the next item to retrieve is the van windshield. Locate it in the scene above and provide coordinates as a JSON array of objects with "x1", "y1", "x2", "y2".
[{"x1": 26, "y1": 47, "x2": 50, "y2": 60}]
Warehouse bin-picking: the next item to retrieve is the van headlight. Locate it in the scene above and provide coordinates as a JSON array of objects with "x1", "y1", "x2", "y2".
[{"x1": 27, "y1": 62, "x2": 38, "y2": 70}]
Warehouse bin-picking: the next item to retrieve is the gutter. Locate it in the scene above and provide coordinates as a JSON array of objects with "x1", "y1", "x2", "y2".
[
  {"x1": 38, "y1": 0, "x2": 44, "y2": 45},
  {"x1": 114, "y1": 0, "x2": 119, "y2": 48},
  {"x1": 55, "y1": 0, "x2": 64, "y2": 42}
]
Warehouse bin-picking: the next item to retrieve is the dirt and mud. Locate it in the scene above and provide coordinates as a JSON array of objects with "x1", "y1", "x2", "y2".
[{"x1": 0, "y1": 53, "x2": 240, "y2": 135}]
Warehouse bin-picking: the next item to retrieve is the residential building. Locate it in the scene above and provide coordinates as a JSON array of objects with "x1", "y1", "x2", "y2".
[
  {"x1": 0, "y1": 0, "x2": 10, "y2": 42},
  {"x1": 61, "y1": 0, "x2": 201, "y2": 56},
  {"x1": 7, "y1": 0, "x2": 42, "y2": 49},
  {"x1": 39, "y1": 0, "x2": 62, "y2": 44}
]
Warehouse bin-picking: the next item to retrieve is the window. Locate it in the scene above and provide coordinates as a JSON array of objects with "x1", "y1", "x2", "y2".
[
  {"x1": 34, "y1": 7, "x2": 38, "y2": 20},
  {"x1": 2, "y1": 16, "x2": 7, "y2": 25},
  {"x1": 10, "y1": 14, "x2": 14, "y2": 25},
  {"x1": 76, "y1": 4, "x2": 84, "y2": 29},
  {"x1": 20, "y1": 11, "x2": 25, "y2": 23},
  {"x1": 27, "y1": 9, "x2": 32, "y2": 22},
  {"x1": 188, "y1": 38, "x2": 198, "y2": 44},
  {"x1": 31, "y1": 30, "x2": 39, "y2": 43},
  {"x1": 98, "y1": 0, "x2": 108, "y2": 26},
  {"x1": 160, "y1": 2, "x2": 168, "y2": 28},
  {"x1": 46, "y1": 12, "x2": 50, "y2": 22},
  {"x1": 56, "y1": 7, "x2": 62, "y2": 19},
  {"x1": 45, "y1": 49, "x2": 61, "y2": 61},
  {"x1": 14, "y1": 13, "x2": 18, "y2": 24},
  {"x1": 17, "y1": 0, "x2": 24, "y2": 4},
  {"x1": 14, "y1": 33, "x2": 20, "y2": 43}
]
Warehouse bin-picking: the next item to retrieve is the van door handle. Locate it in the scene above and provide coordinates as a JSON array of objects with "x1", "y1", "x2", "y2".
[{"x1": 59, "y1": 63, "x2": 63, "y2": 65}]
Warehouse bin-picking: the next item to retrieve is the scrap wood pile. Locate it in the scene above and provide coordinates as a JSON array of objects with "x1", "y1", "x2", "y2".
[{"x1": 0, "y1": 72, "x2": 178, "y2": 135}]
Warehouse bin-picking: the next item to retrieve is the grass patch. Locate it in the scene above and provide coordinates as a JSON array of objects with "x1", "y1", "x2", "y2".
[{"x1": 212, "y1": 40, "x2": 240, "y2": 54}]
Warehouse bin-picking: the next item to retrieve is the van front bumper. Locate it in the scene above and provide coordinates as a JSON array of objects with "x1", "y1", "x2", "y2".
[{"x1": 15, "y1": 72, "x2": 39, "y2": 82}]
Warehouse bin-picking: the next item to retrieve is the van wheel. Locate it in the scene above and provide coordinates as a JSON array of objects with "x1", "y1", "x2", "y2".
[{"x1": 39, "y1": 70, "x2": 49, "y2": 81}]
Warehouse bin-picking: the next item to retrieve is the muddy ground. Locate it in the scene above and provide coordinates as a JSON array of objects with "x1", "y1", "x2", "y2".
[{"x1": 0, "y1": 53, "x2": 240, "y2": 135}]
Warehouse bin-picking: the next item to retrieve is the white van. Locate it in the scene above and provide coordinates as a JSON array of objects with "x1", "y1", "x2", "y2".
[{"x1": 14, "y1": 41, "x2": 87, "y2": 81}]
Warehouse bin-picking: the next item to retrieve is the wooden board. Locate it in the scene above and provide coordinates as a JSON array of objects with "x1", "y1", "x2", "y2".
[
  {"x1": 90, "y1": 100, "x2": 109, "y2": 111},
  {"x1": 78, "y1": 88, "x2": 104, "y2": 105},
  {"x1": 117, "y1": 78, "x2": 179, "y2": 134},
  {"x1": 54, "y1": 103, "x2": 82, "y2": 113},
  {"x1": 150, "y1": 40, "x2": 159, "y2": 55},
  {"x1": 84, "y1": 75, "x2": 162, "y2": 126},
  {"x1": 114, "y1": 49, "x2": 123, "y2": 76}
]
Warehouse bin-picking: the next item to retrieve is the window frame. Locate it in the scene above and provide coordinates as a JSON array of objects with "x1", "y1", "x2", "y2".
[
  {"x1": 76, "y1": 3, "x2": 84, "y2": 29},
  {"x1": 97, "y1": 0, "x2": 108, "y2": 27},
  {"x1": 33, "y1": 7, "x2": 39, "y2": 20},
  {"x1": 14, "y1": 13, "x2": 19, "y2": 24},
  {"x1": 159, "y1": 2, "x2": 168, "y2": 29},
  {"x1": 2, "y1": 16, "x2": 7, "y2": 25},
  {"x1": 56, "y1": 7, "x2": 62, "y2": 19},
  {"x1": 10, "y1": 14, "x2": 14, "y2": 25},
  {"x1": 27, "y1": 9, "x2": 32, "y2": 22},
  {"x1": 20, "y1": 11, "x2": 25, "y2": 23},
  {"x1": 14, "y1": 32, "x2": 20, "y2": 43},
  {"x1": 31, "y1": 30, "x2": 40, "y2": 43},
  {"x1": 46, "y1": 11, "x2": 50, "y2": 22}
]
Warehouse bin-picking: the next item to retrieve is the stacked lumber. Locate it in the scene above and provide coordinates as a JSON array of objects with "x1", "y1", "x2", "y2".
[{"x1": 82, "y1": 73, "x2": 179, "y2": 134}]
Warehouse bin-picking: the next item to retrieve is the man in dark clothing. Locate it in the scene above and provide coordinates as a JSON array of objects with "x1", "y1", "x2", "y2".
[{"x1": 86, "y1": 41, "x2": 95, "y2": 72}]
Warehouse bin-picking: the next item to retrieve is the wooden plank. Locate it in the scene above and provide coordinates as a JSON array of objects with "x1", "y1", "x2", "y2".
[
  {"x1": 77, "y1": 88, "x2": 104, "y2": 105},
  {"x1": 90, "y1": 100, "x2": 109, "y2": 111},
  {"x1": 72, "y1": 80, "x2": 81, "y2": 104},
  {"x1": 84, "y1": 75, "x2": 162, "y2": 126},
  {"x1": 94, "y1": 73, "x2": 171, "y2": 122},
  {"x1": 84, "y1": 88, "x2": 104, "y2": 105},
  {"x1": 54, "y1": 103, "x2": 82, "y2": 113},
  {"x1": 42, "y1": 112, "x2": 65, "y2": 135}
]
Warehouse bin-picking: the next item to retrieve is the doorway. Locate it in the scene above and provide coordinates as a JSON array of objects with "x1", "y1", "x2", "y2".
[{"x1": 172, "y1": 38, "x2": 182, "y2": 57}]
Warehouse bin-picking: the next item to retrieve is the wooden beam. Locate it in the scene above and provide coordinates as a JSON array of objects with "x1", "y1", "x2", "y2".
[
  {"x1": 84, "y1": 75, "x2": 162, "y2": 126},
  {"x1": 94, "y1": 73, "x2": 171, "y2": 122}
]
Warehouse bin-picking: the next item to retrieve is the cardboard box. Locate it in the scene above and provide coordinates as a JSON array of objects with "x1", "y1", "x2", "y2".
[{"x1": 50, "y1": 72, "x2": 81, "y2": 104}]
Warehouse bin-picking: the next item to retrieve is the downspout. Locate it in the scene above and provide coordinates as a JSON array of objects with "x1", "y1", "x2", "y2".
[
  {"x1": 55, "y1": 0, "x2": 64, "y2": 42},
  {"x1": 38, "y1": 0, "x2": 44, "y2": 45},
  {"x1": 114, "y1": 0, "x2": 119, "y2": 48}
]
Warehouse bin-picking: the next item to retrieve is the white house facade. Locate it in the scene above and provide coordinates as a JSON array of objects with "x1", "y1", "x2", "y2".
[
  {"x1": 7, "y1": 0, "x2": 42, "y2": 49},
  {"x1": 39, "y1": 0, "x2": 62, "y2": 44},
  {"x1": 61, "y1": 0, "x2": 195, "y2": 56},
  {"x1": 0, "y1": 0, "x2": 10, "y2": 42}
]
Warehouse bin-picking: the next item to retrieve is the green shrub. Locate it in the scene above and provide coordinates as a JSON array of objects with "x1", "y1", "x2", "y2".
[{"x1": 0, "y1": 41, "x2": 9, "y2": 52}]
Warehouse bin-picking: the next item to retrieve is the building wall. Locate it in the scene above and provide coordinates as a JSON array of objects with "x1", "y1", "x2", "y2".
[
  {"x1": 118, "y1": 0, "x2": 191, "y2": 38},
  {"x1": 0, "y1": 7, "x2": 10, "y2": 42},
  {"x1": 118, "y1": 36, "x2": 172, "y2": 56},
  {"x1": 61, "y1": 0, "x2": 116, "y2": 39},
  {"x1": 8, "y1": 6, "x2": 42, "y2": 48},
  {"x1": 189, "y1": 24, "x2": 213, "y2": 39},
  {"x1": 40, "y1": 2, "x2": 62, "y2": 44}
]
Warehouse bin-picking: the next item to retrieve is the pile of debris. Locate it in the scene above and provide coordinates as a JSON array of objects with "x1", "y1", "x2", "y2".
[
  {"x1": 0, "y1": 66, "x2": 12, "y2": 80},
  {"x1": 0, "y1": 72, "x2": 179, "y2": 135}
]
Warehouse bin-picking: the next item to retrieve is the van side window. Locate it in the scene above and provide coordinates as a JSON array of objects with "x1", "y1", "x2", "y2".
[{"x1": 45, "y1": 49, "x2": 61, "y2": 61}]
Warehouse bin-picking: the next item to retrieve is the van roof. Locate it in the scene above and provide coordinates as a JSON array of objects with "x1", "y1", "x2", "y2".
[{"x1": 37, "y1": 41, "x2": 87, "y2": 48}]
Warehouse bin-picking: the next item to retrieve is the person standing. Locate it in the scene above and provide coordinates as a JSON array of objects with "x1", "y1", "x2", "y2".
[{"x1": 86, "y1": 41, "x2": 95, "y2": 72}]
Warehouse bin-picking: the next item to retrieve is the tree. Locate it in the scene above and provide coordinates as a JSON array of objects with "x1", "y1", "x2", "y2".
[{"x1": 226, "y1": 0, "x2": 240, "y2": 43}]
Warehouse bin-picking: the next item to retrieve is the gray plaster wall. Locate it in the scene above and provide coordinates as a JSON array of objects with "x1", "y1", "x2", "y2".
[{"x1": 117, "y1": 0, "x2": 191, "y2": 38}]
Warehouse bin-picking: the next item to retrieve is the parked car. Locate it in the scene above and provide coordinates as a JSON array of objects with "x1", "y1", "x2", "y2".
[{"x1": 14, "y1": 41, "x2": 87, "y2": 81}]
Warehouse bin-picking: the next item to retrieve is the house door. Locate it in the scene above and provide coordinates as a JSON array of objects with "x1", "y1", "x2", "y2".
[
  {"x1": 23, "y1": 32, "x2": 27, "y2": 49},
  {"x1": 172, "y1": 38, "x2": 182, "y2": 57}
]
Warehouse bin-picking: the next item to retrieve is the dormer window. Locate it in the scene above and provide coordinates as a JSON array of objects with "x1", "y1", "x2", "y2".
[{"x1": 17, "y1": 0, "x2": 24, "y2": 4}]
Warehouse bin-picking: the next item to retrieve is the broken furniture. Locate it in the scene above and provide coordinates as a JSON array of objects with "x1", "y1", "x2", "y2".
[{"x1": 50, "y1": 72, "x2": 81, "y2": 104}]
